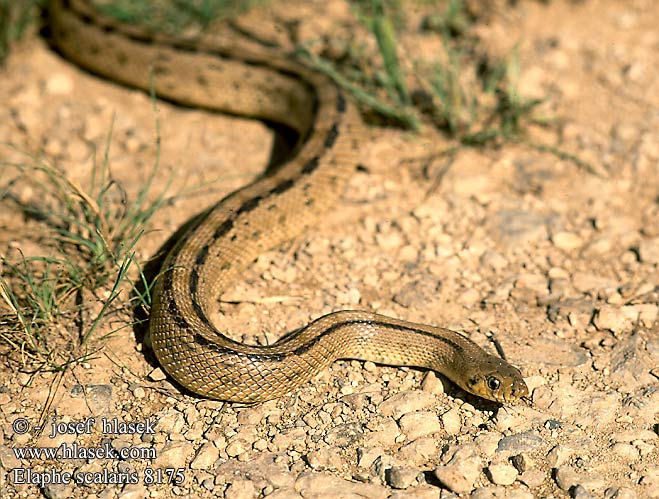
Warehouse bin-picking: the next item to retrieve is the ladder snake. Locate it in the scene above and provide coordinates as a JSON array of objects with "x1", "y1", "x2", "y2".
[{"x1": 47, "y1": 0, "x2": 529, "y2": 404}]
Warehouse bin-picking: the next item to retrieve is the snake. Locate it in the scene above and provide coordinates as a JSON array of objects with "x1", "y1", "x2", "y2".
[{"x1": 47, "y1": 0, "x2": 529, "y2": 404}]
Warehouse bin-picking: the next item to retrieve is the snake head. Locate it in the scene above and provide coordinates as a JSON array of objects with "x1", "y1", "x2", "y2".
[{"x1": 463, "y1": 356, "x2": 529, "y2": 404}]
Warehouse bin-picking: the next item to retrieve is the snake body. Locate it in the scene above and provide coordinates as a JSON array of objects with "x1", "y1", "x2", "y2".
[{"x1": 48, "y1": 0, "x2": 529, "y2": 404}]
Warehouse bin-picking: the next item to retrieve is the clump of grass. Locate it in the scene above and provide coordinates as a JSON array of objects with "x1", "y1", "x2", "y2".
[
  {"x1": 322, "y1": 0, "x2": 545, "y2": 146},
  {"x1": 0, "y1": 116, "x2": 168, "y2": 373},
  {"x1": 0, "y1": 0, "x2": 42, "y2": 65},
  {"x1": 95, "y1": 0, "x2": 263, "y2": 34}
]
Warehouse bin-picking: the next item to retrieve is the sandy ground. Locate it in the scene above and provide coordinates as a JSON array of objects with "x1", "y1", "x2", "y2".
[{"x1": 1, "y1": 0, "x2": 659, "y2": 498}]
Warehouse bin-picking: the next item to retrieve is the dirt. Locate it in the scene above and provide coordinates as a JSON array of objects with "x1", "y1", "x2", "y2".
[{"x1": 1, "y1": 1, "x2": 659, "y2": 498}]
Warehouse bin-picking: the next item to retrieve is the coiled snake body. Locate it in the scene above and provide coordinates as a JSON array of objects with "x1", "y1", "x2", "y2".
[{"x1": 48, "y1": 0, "x2": 529, "y2": 404}]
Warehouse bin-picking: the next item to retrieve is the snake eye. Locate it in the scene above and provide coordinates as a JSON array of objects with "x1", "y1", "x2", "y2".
[{"x1": 487, "y1": 376, "x2": 501, "y2": 392}]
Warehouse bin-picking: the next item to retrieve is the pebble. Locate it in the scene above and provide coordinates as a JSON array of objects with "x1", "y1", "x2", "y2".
[
  {"x1": 153, "y1": 441, "x2": 194, "y2": 469},
  {"x1": 572, "y1": 272, "x2": 617, "y2": 293},
  {"x1": 439, "y1": 408, "x2": 462, "y2": 435},
  {"x1": 190, "y1": 442, "x2": 219, "y2": 469},
  {"x1": 604, "y1": 487, "x2": 638, "y2": 499},
  {"x1": 387, "y1": 465, "x2": 419, "y2": 489},
  {"x1": 433, "y1": 447, "x2": 481, "y2": 494},
  {"x1": 490, "y1": 209, "x2": 550, "y2": 245},
  {"x1": 306, "y1": 447, "x2": 343, "y2": 471},
  {"x1": 225, "y1": 478, "x2": 256, "y2": 499},
  {"x1": 148, "y1": 367, "x2": 168, "y2": 381},
  {"x1": 295, "y1": 472, "x2": 388, "y2": 499},
  {"x1": 638, "y1": 236, "x2": 659, "y2": 263},
  {"x1": 594, "y1": 304, "x2": 658, "y2": 332},
  {"x1": 378, "y1": 390, "x2": 436, "y2": 419},
  {"x1": 46, "y1": 73, "x2": 74, "y2": 95},
  {"x1": 486, "y1": 463, "x2": 518, "y2": 485},
  {"x1": 398, "y1": 411, "x2": 441, "y2": 440},
  {"x1": 395, "y1": 438, "x2": 437, "y2": 466},
  {"x1": 552, "y1": 231, "x2": 584, "y2": 250},
  {"x1": 519, "y1": 469, "x2": 545, "y2": 488},
  {"x1": 42, "y1": 483, "x2": 73, "y2": 499},
  {"x1": 496, "y1": 431, "x2": 544, "y2": 454},
  {"x1": 116, "y1": 484, "x2": 148, "y2": 499}
]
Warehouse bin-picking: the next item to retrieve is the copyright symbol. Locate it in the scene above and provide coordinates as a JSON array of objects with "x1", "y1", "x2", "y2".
[{"x1": 12, "y1": 418, "x2": 30, "y2": 434}]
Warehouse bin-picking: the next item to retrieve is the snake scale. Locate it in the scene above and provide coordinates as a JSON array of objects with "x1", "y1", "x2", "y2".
[{"x1": 47, "y1": 0, "x2": 529, "y2": 404}]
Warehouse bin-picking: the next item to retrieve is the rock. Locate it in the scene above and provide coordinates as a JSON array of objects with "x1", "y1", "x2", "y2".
[
  {"x1": 378, "y1": 391, "x2": 436, "y2": 419},
  {"x1": 190, "y1": 442, "x2": 219, "y2": 469},
  {"x1": 639, "y1": 237, "x2": 659, "y2": 263},
  {"x1": 609, "y1": 442, "x2": 638, "y2": 460},
  {"x1": 552, "y1": 231, "x2": 583, "y2": 250},
  {"x1": 225, "y1": 478, "x2": 256, "y2": 499},
  {"x1": 46, "y1": 73, "x2": 74, "y2": 95},
  {"x1": 42, "y1": 483, "x2": 73, "y2": 499},
  {"x1": 497, "y1": 431, "x2": 545, "y2": 454},
  {"x1": 295, "y1": 472, "x2": 388, "y2": 499},
  {"x1": 572, "y1": 272, "x2": 617, "y2": 293},
  {"x1": 306, "y1": 447, "x2": 344, "y2": 471},
  {"x1": 486, "y1": 463, "x2": 518, "y2": 485},
  {"x1": 572, "y1": 484, "x2": 595, "y2": 499},
  {"x1": 323, "y1": 422, "x2": 364, "y2": 447},
  {"x1": 148, "y1": 367, "x2": 167, "y2": 381},
  {"x1": 117, "y1": 484, "x2": 148, "y2": 499},
  {"x1": 554, "y1": 465, "x2": 579, "y2": 491},
  {"x1": 396, "y1": 438, "x2": 437, "y2": 466},
  {"x1": 387, "y1": 465, "x2": 419, "y2": 489},
  {"x1": 519, "y1": 469, "x2": 545, "y2": 488},
  {"x1": 489, "y1": 209, "x2": 551, "y2": 246},
  {"x1": 226, "y1": 439, "x2": 250, "y2": 457},
  {"x1": 441, "y1": 408, "x2": 462, "y2": 435},
  {"x1": 398, "y1": 411, "x2": 441, "y2": 440},
  {"x1": 153, "y1": 441, "x2": 194, "y2": 469},
  {"x1": 604, "y1": 487, "x2": 638, "y2": 499},
  {"x1": 433, "y1": 446, "x2": 481, "y2": 494}
]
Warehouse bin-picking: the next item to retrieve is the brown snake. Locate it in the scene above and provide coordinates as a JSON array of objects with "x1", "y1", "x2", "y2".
[{"x1": 48, "y1": 0, "x2": 529, "y2": 404}]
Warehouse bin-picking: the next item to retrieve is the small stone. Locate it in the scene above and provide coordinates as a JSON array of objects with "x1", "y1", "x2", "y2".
[
  {"x1": 0, "y1": 445, "x2": 21, "y2": 469},
  {"x1": 306, "y1": 447, "x2": 343, "y2": 471},
  {"x1": 226, "y1": 439, "x2": 249, "y2": 457},
  {"x1": 42, "y1": 483, "x2": 73, "y2": 499},
  {"x1": 604, "y1": 487, "x2": 638, "y2": 499},
  {"x1": 433, "y1": 447, "x2": 481, "y2": 494},
  {"x1": 610, "y1": 442, "x2": 639, "y2": 460},
  {"x1": 46, "y1": 73, "x2": 74, "y2": 95},
  {"x1": 572, "y1": 272, "x2": 617, "y2": 293},
  {"x1": 117, "y1": 484, "x2": 148, "y2": 499},
  {"x1": 519, "y1": 469, "x2": 545, "y2": 488},
  {"x1": 639, "y1": 237, "x2": 659, "y2": 263},
  {"x1": 132, "y1": 386, "x2": 146, "y2": 399},
  {"x1": 546, "y1": 445, "x2": 572, "y2": 468},
  {"x1": 148, "y1": 368, "x2": 167, "y2": 381},
  {"x1": 572, "y1": 484, "x2": 595, "y2": 499},
  {"x1": 225, "y1": 478, "x2": 256, "y2": 499},
  {"x1": 497, "y1": 431, "x2": 545, "y2": 453},
  {"x1": 324, "y1": 422, "x2": 364, "y2": 447},
  {"x1": 378, "y1": 391, "x2": 436, "y2": 419},
  {"x1": 190, "y1": 442, "x2": 219, "y2": 469},
  {"x1": 554, "y1": 465, "x2": 579, "y2": 491},
  {"x1": 387, "y1": 466, "x2": 418, "y2": 489},
  {"x1": 420, "y1": 371, "x2": 444, "y2": 395},
  {"x1": 398, "y1": 411, "x2": 441, "y2": 440},
  {"x1": 594, "y1": 306, "x2": 628, "y2": 332},
  {"x1": 552, "y1": 231, "x2": 584, "y2": 250},
  {"x1": 440, "y1": 408, "x2": 462, "y2": 435},
  {"x1": 510, "y1": 453, "x2": 531, "y2": 473},
  {"x1": 153, "y1": 441, "x2": 194, "y2": 469},
  {"x1": 295, "y1": 471, "x2": 388, "y2": 499},
  {"x1": 486, "y1": 463, "x2": 518, "y2": 485},
  {"x1": 396, "y1": 438, "x2": 437, "y2": 466}
]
